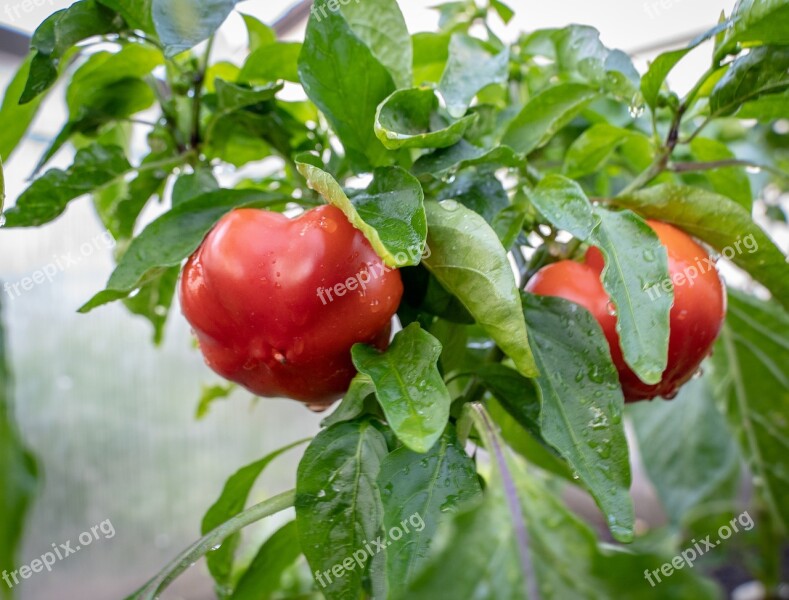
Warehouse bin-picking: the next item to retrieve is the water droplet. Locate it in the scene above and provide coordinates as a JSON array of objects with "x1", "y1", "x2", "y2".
[
  {"x1": 307, "y1": 403, "x2": 329, "y2": 413},
  {"x1": 642, "y1": 249, "x2": 656, "y2": 262},
  {"x1": 677, "y1": 309, "x2": 688, "y2": 321},
  {"x1": 0, "y1": 214, "x2": 6, "y2": 227},
  {"x1": 575, "y1": 369, "x2": 585, "y2": 382},
  {"x1": 745, "y1": 166, "x2": 761, "y2": 174},
  {"x1": 692, "y1": 366, "x2": 704, "y2": 379},
  {"x1": 369, "y1": 299, "x2": 381, "y2": 313},
  {"x1": 439, "y1": 199, "x2": 459, "y2": 211},
  {"x1": 662, "y1": 389, "x2": 679, "y2": 400},
  {"x1": 273, "y1": 350, "x2": 287, "y2": 364},
  {"x1": 606, "y1": 301, "x2": 617, "y2": 316},
  {"x1": 320, "y1": 217, "x2": 338, "y2": 233},
  {"x1": 154, "y1": 305, "x2": 167, "y2": 316},
  {"x1": 628, "y1": 104, "x2": 645, "y2": 118},
  {"x1": 317, "y1": 489, "x2": 327, "y2": 498}
]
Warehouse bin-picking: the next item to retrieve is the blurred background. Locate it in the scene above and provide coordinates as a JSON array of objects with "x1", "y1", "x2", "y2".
[{"x1": 0, "y1": 0, "x2": 751, "y2": 598}]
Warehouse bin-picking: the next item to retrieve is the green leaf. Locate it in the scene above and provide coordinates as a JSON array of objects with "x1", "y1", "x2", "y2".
[
  {"x1": 202, "y1": 439, "x2": 308, "y2": 595},
  {"x1": 412, "y1": 141, "x2": 522, "y2": 177},
  {"x1": 710, "y1": 45, "x2": 789, "y2": 117},
  {"x1": 230, "y1": 521, "x2": 303, "y2": 600},
  {"x1": 503, "y1": 83, "x2": 598, "y2": 154},
  {"x1": 4, "y1": 144, "x2": 132, "y2": 228},
  {"x1": 79, "y1": 189, "x2": 290, "y2": 312},
  {"x1": 337, "y1": 0, "x2": 412, "y2": 89},
  {"x1": 615, "y1": 183, "x2": 789, "y2": 311},
  {"x1": 196, "y1": 382, "x2": 236, "y2": 420},
  {"x1": 403, "y1": 406, "x2": 529, "y2": 599},
  {"x1": 352, "y1": 323, "x2": 451, "y2": 453},
  {"x1": 564, "y1": 124, "x2": 637, "y2": 178},
  {"x1": 413, "y1": 32, "x2": 451, "y2": 85},
  {"x1": 122, "y1": 265, "x2": 179, "y2": 344},
  {"x1": 172, "y1": 169, "x2": 219, "y2": 207},
  {"x1": 630, "y1": 374, "x2": 741, "y2": 526},
  {"x1": 0, "y1": 55, "x2": 45, "y2": 162},
  {"x1": 531, "y1": 176, "x2": 672, "y2": 383},
  {"x1": 378, "y1": 426, "x2": 481, "y2": 592},
  {"x1": 735, "y1": 89, "x2": 789, "y2": 119},
  {"x1": 97, "y1": 0, "x2": 154, "y2": 32},
  {"x1": 710, "y1": 290, "x2": 789, "y2": 534},
  {"x1": 438, "y1": 34, "x2": 509, "y2": 119},
  {"x1": 718, "y1": 0, "x2": 789, "y2": 59},
  {"x1": 0, "y1": 297, "x2": 39, "y2": 594},
  {"x1": 640, "y1": 22, "x2": 729, "y2": 110},
  {"x1": 321, "y1": 373, "x2": 376, "y2": 428},
  {"x1": 153, "y1": 0, "x2": 239, "y2": 57},
  {"x1": 213, "y1": 79, "x2": 282, "y2": 112},
  {"x1": 298, "y1": 8, "x2": 395, "y2": 171},
  {"x1": 522, "y1": 293, "x2": 634, "y2": 542},
  {"x1": 592, "y1": 207, "x2": 672, "y2": 384},
  {"x1": 422, "y1": 201, "x2": 537, "y2": 377},
  {"x1": 437, "y1": 168, "x2": 508, "y2": 225},
  {"x1": 296, "y1": 162, "x2": 427, "y2": 268},
  {"x1": 240, "y1": 13, "x2": 275, "y2": 52},
  {"x1": 239, "y1": 43, "x2": 302, "y2": 84},
  {"x1": 374, "y1": 88, "x2": 476, "y2": 150},
  {"x1": 490, "y1": 0, "x2": 515, "y2": 23},
  {"x1": 689, "y1": 137, "x2": 752, "y2": 210},
  {"x1": 20, "y1": 0, "x2": 125, "y2": 104},
  {"x1": 296, "y1": 420, "x2": 388, "y2": 600}
]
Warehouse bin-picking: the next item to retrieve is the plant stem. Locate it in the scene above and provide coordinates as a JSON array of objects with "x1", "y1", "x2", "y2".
[
  {"x1": 190, "y1": 35, "x2": 215, "y2": 153},
  {"x1": 130, "y1": 489, "x2": 296, "y2": 600}
]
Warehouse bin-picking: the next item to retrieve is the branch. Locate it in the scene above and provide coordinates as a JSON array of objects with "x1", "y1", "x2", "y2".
[
  {"x1": 670, "y1": 160, "x2": 789, "y2": 179},
  {"x1": 127, "y1": 489, "x2": 296, "y2": 600}
]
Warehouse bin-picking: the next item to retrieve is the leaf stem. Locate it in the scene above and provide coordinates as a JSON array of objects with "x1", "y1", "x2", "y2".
[
  {"x1": 669, "y1": 159, "x2": 789, "y2": 179},
  {"x1": 129, "y1": 489, "x2": 296, "y2": 600}
]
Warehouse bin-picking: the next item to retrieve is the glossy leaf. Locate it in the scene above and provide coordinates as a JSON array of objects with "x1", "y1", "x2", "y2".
[
  {"x1": 352, "y1": 323, "x2": 451, "y2": 453},
  {"x1": 592, "y1": 207, "x2": 672, "y2": 384},
  {"x1": 689, "y1": 137, "x2": 752, "y2": 210},
  {"x1": 296, "y1": 162, "x2": 427, "y2": 268},
  {"x1": 337, "y1": 0, "x2": 412, "y2": 89},
  {"x1": 239, "y1": 43, "x2": 302, "y2": 84},
  {"x1": 202, "y1": 439, "x2": 308, "y2": 594},
  {"x1": 321, "y1": 374, "x2": 376, "y2": 428},
  {"x1": 412, "y1": 141, "x2": 522, "y2": 177},
  {"x1": 422, "y1": 201, "x2": 538, "y2": 377},
  {"x1": 378, "y1": 427, "x2": 481, "y2": 592},
  {"x1": 172, "y1": 169, "x2": 219, "y2": 207},
  {"x1": 375, "y1": 88, "x2": 476, "y2": 150},
  {"x1": 522, "y1": 293, "x2": 634, "y2": 542},
  {"x1": 298, "y1": 8, "x2": 395, "y2": 171},
  {"x1": 230, "y1": 521, "x2": 303, "y2": 600},
  {"x1": 710, "y1": 291, "x2": 789, "y2": 533},
  {"x1": 564, "y1": 124, "x2": 637, "y2": 178},
  {"x1": 97, "y1": 0, "x2": 154, "y2": 32},
  {"x1": 296, "y1": 421, "x2": 388, "y2": 600},
  {"x1": 640, "y1": 22, "x2": 729, "y2": 110},
  {"x1": 4, "y1": 144, "x2": 131, "y2": 228},
  {"x1": 710, "y1": 46, "x2": 789, "y2": 118},
  {"x1": 630, "y1": 375, "x2": 741, "y2": 526},
  {"x1": 503, "y1": 83, "x2": 597, "y2": 154},
  {"x1": 615, "y1": 183, "x2": 789, "y2": 311},
  {"x1": 438, "y1": 34, "x2": 509, "y2": 119},
  {"x1": 0, "y1": 55, "x2": 45, "y2": 162},
  {"x1": 153, "y1": 0, "x2": 239, "y2": 57},
  {"x1": 437, "y1": 168, "x2": 509, "y2": 225},
  {"x1": 79, "y1": 189, "x2": 291, "y2": 311},
  {"x1": 240, "y1": 13, "x2": 275, "y2": 52},
  {"x1": 531, "y1": 176, "x2": 672, "y2": 383},
  {"x1": 717, "y1": 0, "x2": 789, "y2": 58},
  {"x1": 20, "y1": 0, "x2": 124, "y2": 104}
]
